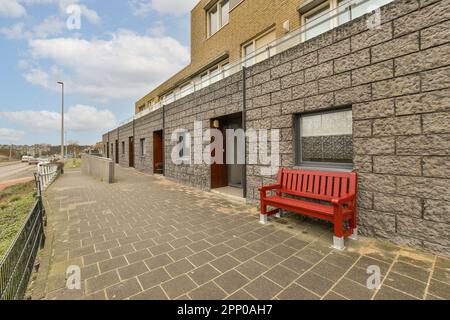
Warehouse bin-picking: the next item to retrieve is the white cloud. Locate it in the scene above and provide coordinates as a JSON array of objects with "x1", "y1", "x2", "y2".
[
  {"x1": 0, "y1": 128, "x2": 26, "y2": 142},
  {"x1": 0, "y1": 16, "x2": 65, "y2": 40},
  {"x1": 0, "y1": 105, "x2": 117, "y2": 133},
  {"x1": 24, "y1": 29, "x2": 190, "y2": 101},
  {"x1": 129, "y1": 0, "x2": 198, "y2": 17},
  {"x1": 0, "y1": 0, "x2": 26, "y2": 18}
]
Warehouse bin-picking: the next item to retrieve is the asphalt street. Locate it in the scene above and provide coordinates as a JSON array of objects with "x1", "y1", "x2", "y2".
[{"x1": 0, "y1": 162, "x2": 37, "y2": 184}]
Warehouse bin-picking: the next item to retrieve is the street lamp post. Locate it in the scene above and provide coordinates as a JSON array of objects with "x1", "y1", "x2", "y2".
[{"x1": 57, "y1": 81, "x2": 64, "y2": 160}]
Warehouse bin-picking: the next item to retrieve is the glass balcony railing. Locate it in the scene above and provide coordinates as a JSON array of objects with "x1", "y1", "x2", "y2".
[{"x1": 117, "y1": 0, "x2": 392, "y2": 127}]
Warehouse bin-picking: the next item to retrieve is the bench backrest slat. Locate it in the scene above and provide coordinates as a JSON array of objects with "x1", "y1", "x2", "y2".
[{"x1": 277, "y1": 168, "x2": 356, "y2": 201}]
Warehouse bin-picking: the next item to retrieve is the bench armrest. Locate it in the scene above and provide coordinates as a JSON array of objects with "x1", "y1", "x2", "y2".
[
  {"x1": 331, "y1": 194, "x2": 356, "y2": 205},
  {"x1": 258, "y1": 184, "x2": 281, "y2": 192}
]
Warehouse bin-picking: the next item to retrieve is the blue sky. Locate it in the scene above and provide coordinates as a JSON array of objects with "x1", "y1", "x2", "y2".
[{"x1": 0, "y1": 0, "x2": 197, "y2": 145}]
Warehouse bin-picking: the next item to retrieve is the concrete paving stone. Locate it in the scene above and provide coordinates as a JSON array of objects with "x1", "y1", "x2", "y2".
[
  {"x1": 189, "y1": 282, "x2": 228, "y2": 300},
  {"x1": 333, "y1": 278, "x2": 375, "y2": 300},
  {"x1": 214, "y1": 270, "x2": 250, "y2": 294},
  {"x1": 81, "y1": 264, "x2": 100, "y2": 279},
  {"x1": 81, "y1": 235, "x2": 105, "y2": 247},
  {"x1": 188, "y1": 240, "x2": 212, "y2": 252},
  {"x1": 323, "y1": 252, "x2": 359, "y2": 270},
  {"x1": 82, "y1": 290, "x2": 107, "y2": 300},
  {"x1": 109, "y1": 244, "x2": 135, "y2": 258},
  {"x1": 125, "y1": 249, "x2": 153, "y2": 264},
  {"x1": 144, "y1": 253, "x2": 174, "y2": 270},
  {"x1": 118, "y1": 235, "x2": 141, "y2": 246},
  {"x1": 269, "y1": 244, "x2": 296, "y2": 259},
  {"x1": 283, "y1": 237, "x2": 309, "y2": 250},
  {"x1": 187, "y1": 251, "x2": 216, "y2": 267},
  {"x1": 162, "y1": 275, "x2": 198, "y2": 299},
  {"x1": 85, "y1": 270, "x2": 121, "y2": 294},
  {"x1": 236, "y1": 260, "x2": 269, "y2": 280},
  {"x1": 148, "y1": 243, "x2": 174, "y2": 256},
  {"x1": 210, "y1": 255, "x2": 240, "y2": 273},
  {"x1": 131, "y1": 286, "x2": 168, "y2": 300},
  {"x1": 133, "y1": 238, "x2": 157, "y2": 251},
  {"x1": 254, "y1": 251, "x2": 284, "y2": 268},
  {"x1": 153, "y1": 234, "x2": 176, "y2": 245},
  {"x1": 428, "y1": 279, "x2": 450, "y2": 299},
  {"x1": 106, "y1": 278, "x2": 142, "y2": 300},
  {"x1": 296, "y1": 271, "x2": 335, "y2": 296},
  {"x1": 45, "y1": 273, "x2": 67, "y2": 293},
  {"x1": 68, "y1": 245, "x2": 95, "y2": 259},
  {"x1": 322, "y1": 291, "x2": 348, "y2": 300},
  {"x1": 397, "y1": 255, "x2": 434, "y2": 270},
  {"x1": 240, "y1": 232, "x2": 261, "y2": 242},
  {"x1": 104, "y1": 231, "x2": 127, "y2": 241},
  {"x1": 246, "y1": 240, "x2": 274, "y2": 253},
  {"x1": 281, "y1": 256, "x2": 313, "y2": 274},
  {"x1": 138, "y1": 230, "x2": 159, "y2": 241},
  {"x1": 224, "y1": 237, "x2": 248, "y2": 249},
  {"x1": 345, "y1": 265, "x2": 386, "y2": 287},
  {"x1": 311, "y1": 262, "x2": 347, "y2": 282},
  {"x1": 188, "y1": 264, "x2": 221, "y2": 286},
  {"x1": 436, "y1": 256, "x2": 450, "y2": 269},
  {"x1": 374, "y1": 286, "x2": 418, "y2": 300},
  {"x1": 384, "y1": 272, "x2": 427, "y2": 299},
  {"x1": 118, "y1": 261, "x2": 149, "y2": 280},
  {"x1": 83, "y1": 251, "x2": 111, "y2": 266},
  {"x1": 138, "y1": 268, "x2": 171, "y2": 290},
  {"x1": 95, "y1": 239, "x2": 120, "y2": 252},
  {"x1": 295, "y1": 247, "x2": 327, "y2": 264},
  {"x1": 264, "y1": 265, "x2": 299, "y2": 287},
  {"x1": 229, "y1": 247, "x2": 258, "y2": 262},
  {"x1": 391, "y1": 261, "x2": 431, "y2": 283},
  {"x1": 187, "y1": 232, "x2": 208, "y2": 242},
  {"x1": 98, "y1": 256, "x2": 128, "y2": 273},
  {"x1": 165, "y1": 259, "x2": 195, "y2": 278},
  {"x1": 207, "y1": 243, "x2": 234, "y2": 257},
  {"x1": 170, "y1": 237, "x2": 193, "y2": 249},
  {"x1": 168, "y1": 246, "x2": 195, "y2": 261},
  {"x1": 277, "y1": 283, "x2": 320, "y2": 300},
  {"x1": 355, "y1": 256, "x2": 392, "y2": 275},
  {"x1": 425, "y1": 294, "x2": 444, "y2": 300},
  {"x1": 432, "y1": 267, "x2": 450, "y2": 285},
  {"x1": 226, "y1": 290, "x2": 255, "y2": 300},
  {"x1": 244, "y1": 276, "x2": 283, "y2": 300}
]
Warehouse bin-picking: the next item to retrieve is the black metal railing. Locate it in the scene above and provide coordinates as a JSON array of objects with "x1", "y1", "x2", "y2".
[{"x1": 0, "y1": 168, "x2": 57, "y2": 300}]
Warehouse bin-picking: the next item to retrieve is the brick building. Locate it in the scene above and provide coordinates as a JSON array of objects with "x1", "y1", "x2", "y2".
[{"x1": 103, "y1": 0, "x2": 450, "y2": 256}]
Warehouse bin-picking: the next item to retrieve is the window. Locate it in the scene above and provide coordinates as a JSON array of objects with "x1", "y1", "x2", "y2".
[
  {"x1": 122, "y1": 141, "x2": 125, "y2": 155},
  {"x1": 207, "y1": 0, "x2": 229, "y2": 37},
  {"x1": 297, "y1": 109, "x2": 353, "y2": 167},
  {"x1": 140, "y1": 138, "x2": 146, "y2": 156},
  {"x1": 242, "y1": 29, "x2": 276, "y2": 67},
  {"x1": 303, "y1": 2, "x2": 331, "y2": 41},
  {"x1": 301, "y1": 0, "x2": 394, "y2": 41},
  {"x1": 209, "y1": 66, "x2": 220, "y2": 84},
  {"x1": 138, "y1": 105, "x2": 145, "y2": 113}
]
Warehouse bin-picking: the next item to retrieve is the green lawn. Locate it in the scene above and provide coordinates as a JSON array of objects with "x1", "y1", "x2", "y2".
[
  {"x1": 0, "y1": 182, "x2": 36, "y2": 260},
  {"x1": 64, "y1": 158, "x2": 82, "y2": 170}
]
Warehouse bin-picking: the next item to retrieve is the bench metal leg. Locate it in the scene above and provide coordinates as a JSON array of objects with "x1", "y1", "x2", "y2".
[
  {"x1": 259, "y1": 214, "x2": 268, "y2": 225},
  {"x1": 349, "y1": 228, "x2": 359, "y2": 241},
  {"x1": 275, "y1": 209, "x2": 283, "y2": 218},
  {"x1": 332, "y1": 236, "x2": 345, "y2": 251}
]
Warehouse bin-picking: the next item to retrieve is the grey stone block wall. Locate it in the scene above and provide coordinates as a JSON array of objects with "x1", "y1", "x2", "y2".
[
  {"x1": 102, "y1": 0, "x2": 450, "y2": 256},
  {"x1": 118, "y1": 122, "x2": 133, "y2": 167},
  {"x1": 134, "y1": 109, "x2": 163, "y2": 174},
  {"x1": 244, "y1": 0, "x2": 450, "y2": 256}
]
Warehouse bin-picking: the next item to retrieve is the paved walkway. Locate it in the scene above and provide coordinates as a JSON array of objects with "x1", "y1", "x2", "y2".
[{"x1": 29, "y1": 166, "x2": 450, "y2": 300}]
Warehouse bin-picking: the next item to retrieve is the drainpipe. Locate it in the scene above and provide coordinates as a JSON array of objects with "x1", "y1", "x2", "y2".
[
  {"x1": 162, "y1": 104, "x2": 166, "y2": 177},
  {"x1": 242, "y1": 67, "x2": 247, "y2": 199}
]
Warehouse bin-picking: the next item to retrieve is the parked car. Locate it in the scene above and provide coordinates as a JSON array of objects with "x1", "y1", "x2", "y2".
[
  {"x1": 21, "y1": 156, "x2": 31, "y2": 162},
  {"x1": 28, "y1": 157, "x2": 39, "y2": 165}
]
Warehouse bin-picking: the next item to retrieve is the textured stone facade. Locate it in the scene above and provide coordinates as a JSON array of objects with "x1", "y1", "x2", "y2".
[{"x1": 104, "y1": 0, "x2": 450, "y2": 256}]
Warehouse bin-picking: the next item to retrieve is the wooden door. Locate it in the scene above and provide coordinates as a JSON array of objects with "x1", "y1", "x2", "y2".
[
  {"x1": 115, "y1": 140, "x2": 119, "y2": 164},
  {"x1": 129, "y1": 136, "x2": 134, "y2": 167},
  {"x1": 153, "y1": 130, "x2": 163, "y2": 174},
  {"x1": 211, "y1": 127, "x2": 227, "y2": 189}
]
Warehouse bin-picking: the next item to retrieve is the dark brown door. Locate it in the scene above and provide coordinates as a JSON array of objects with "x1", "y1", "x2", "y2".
[
  {"x1": 129, "y1": 136, "x2": 134, "y2": 167},
  {"x1": 115, "y1": 140, "x2": 119, "y2": 164},
  {"x1": 211, "y1": 127, "x2": 227, "y2": 189},
  {"x1": 106, "y1": 143, "x2": 109, "y2": 158},
  {"x1": 153, "y1": 130, "x2": 163, "y2": 174}
]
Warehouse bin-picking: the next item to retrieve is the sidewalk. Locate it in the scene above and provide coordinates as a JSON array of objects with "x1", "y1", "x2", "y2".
[{"x1": 28, "y1": 166, "x2": 450, "y2": 300}]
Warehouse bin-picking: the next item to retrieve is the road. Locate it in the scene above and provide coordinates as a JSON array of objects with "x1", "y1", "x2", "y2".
[{"x1": 0, "y1": 162, "x2": 37, "y2": 184}]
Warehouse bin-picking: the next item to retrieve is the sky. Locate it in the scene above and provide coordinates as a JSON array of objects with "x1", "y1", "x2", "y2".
[{"x1": 0, "y1": 0, "x2": 198, "y2": 145}]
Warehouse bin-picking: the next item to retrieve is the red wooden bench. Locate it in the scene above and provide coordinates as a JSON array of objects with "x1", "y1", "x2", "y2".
[{"x1": 259, "y1": 168, "x2": 358, "y2": 250}]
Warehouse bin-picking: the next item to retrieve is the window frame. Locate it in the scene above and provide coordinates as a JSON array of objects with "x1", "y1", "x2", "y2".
[
  {"x1": 295, "y1": 107, "x2": 354, "y2": 171},
  {"x1": 207, "y1": 0, "x2": 230, "y2": 38},
  {"x1": 301, "y1": 0, "x2": 334, "y2": 42},
  {"x1": 140, "y1": 138, "x2": 146, "y2": 157},
  {"x1": 241, "y1": 28, "x2": 276, "y2": 67}
]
